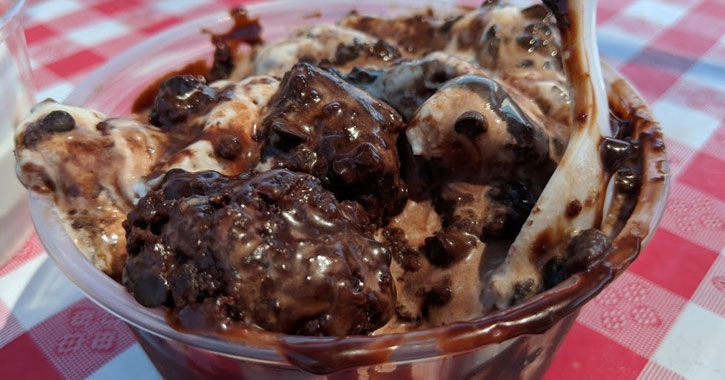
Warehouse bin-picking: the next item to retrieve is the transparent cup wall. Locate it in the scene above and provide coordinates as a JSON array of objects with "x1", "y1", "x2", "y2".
[
  {"x1": 0, "y1": 0, "x2": 33, "y2": 266},
  {"x1": 131, "y1": 313, "x2": 578, "y2": 380}
]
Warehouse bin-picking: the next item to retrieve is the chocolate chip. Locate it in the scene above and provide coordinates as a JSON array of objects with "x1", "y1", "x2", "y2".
[
  {"x1": 214, "y1": 134, "x2": 242, "y2": 160},
  {"x1": 423, "y1": 231, "x2": 476, "y2": 267},
  {"x1": 600, "y1": 137, "x2": 634, "y2": 173},
  {"x1": 41, "y1": 110, "x2": 76, "y2": 132},
  {"x1": 96, "y1": 120, "x2": 111, "y2": 134},
  {"x1": 492, "y1": 181, "x2": 536, "y2": 226},
  {"x1": 511, "y1": 278, "x2": 536, "y2": 305},
  {"x1": 381, "y1": 227, "x2": 422, "y2": 272},
  {"x1": 454, "y1": 110, "x2": 488, "y2": 137},
  {"x1": 419, "y1": 279, "x2": 452, "y2": 318},
  {"x1": 564, "y1": 229, "x2": 611, "y2": 274},
  {"x1": 21, "y1": 110, "x2": 76, "y2": 146},
  {"x1": 424, "y1": 286, "x2": 451, "y2": 306},
  {"x1": 132, "y1": 271, "x2": 169, "y2": 308},
  {"x1": 149, "y1": 75, "x2": 215, "y2": 133}
]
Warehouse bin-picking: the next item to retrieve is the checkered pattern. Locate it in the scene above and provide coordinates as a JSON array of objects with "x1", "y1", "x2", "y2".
[{"x1": 0, "y1": 0, "x2": 722, "y2": 379}]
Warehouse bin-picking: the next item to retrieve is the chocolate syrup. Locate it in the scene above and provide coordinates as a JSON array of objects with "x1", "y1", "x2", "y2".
[
  {"x1": 207, "y1": 7, "x2": 263, "y2": 82},
  {"x1": 131, "y1": 60, "x2": 209, "y2": 114},
  {"x1": 131, "y1": 8, "x2": 263, "y2": 114}
]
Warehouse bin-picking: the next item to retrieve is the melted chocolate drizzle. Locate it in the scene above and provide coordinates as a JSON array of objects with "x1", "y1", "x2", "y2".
[
  {"x1": 207, "y1": 7, "x2": 263, "y2": 82},
  {"x1": 131, "y1": 8, "x2": 263, "y2": 114}
]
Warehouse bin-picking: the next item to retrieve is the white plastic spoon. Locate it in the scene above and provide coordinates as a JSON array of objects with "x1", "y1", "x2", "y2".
[{"x1": 488, "y1": 0, "x2": 611, "y2": 308}]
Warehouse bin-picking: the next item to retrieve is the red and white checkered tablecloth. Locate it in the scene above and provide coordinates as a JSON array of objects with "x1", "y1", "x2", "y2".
[{"x1": 0, "y1": 0, "x2": 723, "y2": 378}]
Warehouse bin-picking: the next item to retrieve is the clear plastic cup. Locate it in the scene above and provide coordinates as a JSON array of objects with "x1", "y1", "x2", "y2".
[
  {"x1": 29, "y1": 1, "x2": 670, "y2": 378},
  {"x1": 0, "y1": 0, "x2": 33, "y2": 267}
]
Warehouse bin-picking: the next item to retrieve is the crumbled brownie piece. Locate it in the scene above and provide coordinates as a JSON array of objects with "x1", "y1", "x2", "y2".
[
  {"x1": 260, "y1": 62, "x2": 407, "y2": 224},
  {"x1": 123, "y1": 169, "x2": 396, "y2": 336}
]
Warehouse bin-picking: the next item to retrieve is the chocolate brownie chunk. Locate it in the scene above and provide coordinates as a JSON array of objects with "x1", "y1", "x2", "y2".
[
  {"x1": 123, "y1": 169, "x2": 396, "y2": 336},
  {"x1": 260, "y1": 62, "x2": 407, "y2": 224}
]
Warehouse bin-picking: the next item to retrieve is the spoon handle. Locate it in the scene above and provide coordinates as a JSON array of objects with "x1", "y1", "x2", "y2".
[{"x1": 488, "y1": 0, "x2": 612, "y2": 308}]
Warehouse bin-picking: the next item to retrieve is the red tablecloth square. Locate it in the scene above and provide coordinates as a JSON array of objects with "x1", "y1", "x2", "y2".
[
  {"x1": 630, "y1": 229, "x2": 719, "y2": 299},
  {"x1": 0, "y1": 334, "x2": 64, "y2": 380},
  {"x1": 678, "y1": 152, "x2": 725, "y2": 201},
  {"x1": 91, "y1": 0, "x2": 143, "y2": 16},
  {"x1": 650, "y1": 28, "x2": 720, "y2": 58},
  {"x1": 618, "y1": 60, "x2": 682, "y2": 102},
  {"x1": 45, "y1": 49, "x2": 106, "y2": 78},
  {"x1": 544, "y1": 323, "x2": 648, "y2": 380}
]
